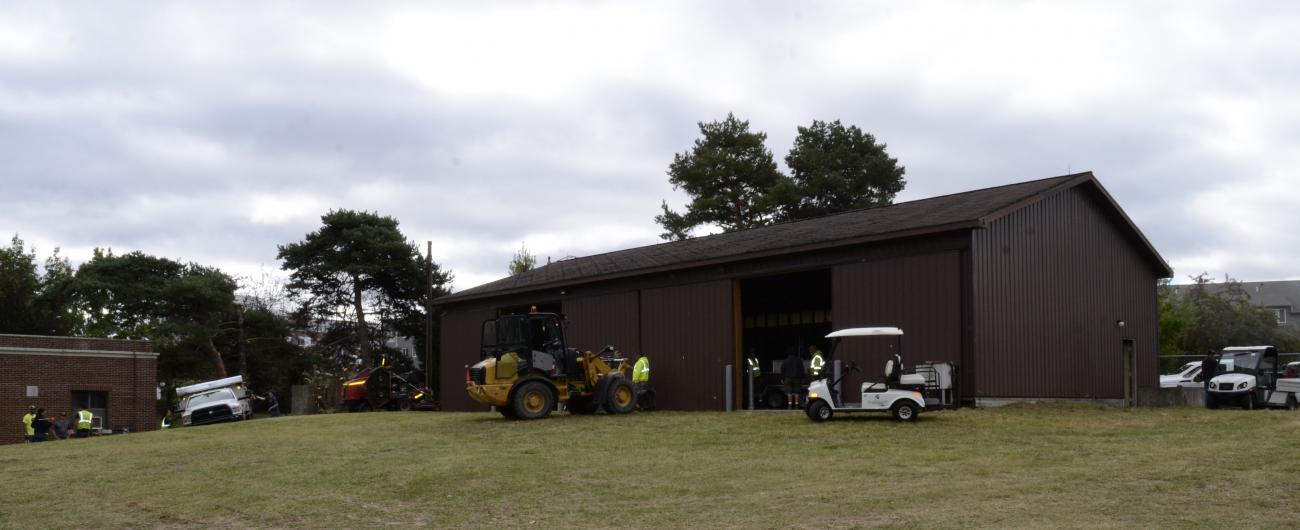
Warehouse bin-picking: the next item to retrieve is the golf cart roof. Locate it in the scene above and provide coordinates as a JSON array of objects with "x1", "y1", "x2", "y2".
[
  {"x1": 826, "y1": 327, "x2": 904, "y2": 338},
  {"x1": 1222, "y1": 346, "x2": 1275, "y2": 352}
]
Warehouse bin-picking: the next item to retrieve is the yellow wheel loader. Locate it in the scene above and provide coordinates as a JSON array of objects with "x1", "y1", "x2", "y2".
[{"x1": 465, "y1": 312, "x2": 636, "y2": 420}]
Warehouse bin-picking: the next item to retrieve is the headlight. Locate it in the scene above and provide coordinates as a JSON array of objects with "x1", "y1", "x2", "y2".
[
  {"x1": 808, "y1": 392, "x2": 818, "y2": 400},
  {"x1": 1238, "y1": 381, "x2": 1248, "y2": 390}
]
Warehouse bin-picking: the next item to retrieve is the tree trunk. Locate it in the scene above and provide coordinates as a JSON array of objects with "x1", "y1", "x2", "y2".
[
  {"x1": 205, "y1": 336, "x2": 228, "y2": 378},
  {"x1": 353, "y1": 275, "x2": 372, "y2": 359}
]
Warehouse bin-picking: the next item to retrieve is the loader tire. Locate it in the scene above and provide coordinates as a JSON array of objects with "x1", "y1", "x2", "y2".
[
  {"x1": 511, "y1": 381, "x2": 554, "y2": 420},
  {"x1": 567, "y1": 396, "x2": 598, "y2": 415},
  {"x1": 603, "y1": 378, "x2": 637, "y2": 414},
  {"x1": 499, "y1": 407, "x2": 517, "y2": 419}
]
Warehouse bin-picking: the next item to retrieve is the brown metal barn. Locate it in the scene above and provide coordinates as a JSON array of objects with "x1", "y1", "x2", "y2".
[{"x1": 434, "y1": 172, "x2": 1172, "y2": 410}]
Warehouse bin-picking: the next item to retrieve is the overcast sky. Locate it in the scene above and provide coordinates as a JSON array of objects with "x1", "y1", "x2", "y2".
[{"x1": 3, "y1": 2, "x2": 1298, "y2": 291}]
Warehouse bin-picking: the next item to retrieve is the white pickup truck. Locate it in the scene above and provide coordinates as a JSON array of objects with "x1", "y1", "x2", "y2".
[
  {"x1": 1206, "y1": 346, "x2": 1300, "y2": 410},
  {"x1": 176, "y1": 376, "x2": 253, "y2": 426}
]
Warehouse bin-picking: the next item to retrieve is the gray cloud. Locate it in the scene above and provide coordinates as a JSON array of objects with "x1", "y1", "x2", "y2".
[{"x1": 2, "y1": 1, "x2": 1299, "y2": 292}]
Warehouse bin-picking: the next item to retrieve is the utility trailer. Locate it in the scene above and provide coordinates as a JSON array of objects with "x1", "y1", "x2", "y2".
[{"x1": 342, "y1": 364, "x2": 437, "y2": 412}]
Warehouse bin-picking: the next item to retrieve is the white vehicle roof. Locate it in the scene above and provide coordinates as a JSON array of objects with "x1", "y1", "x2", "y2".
[
  {"x1": 176, "y1": 375, "x2": 244, "y2": 397},
  {"x1": 826, "y1": 327, "x2": 903, "y2": 338},
  {"x1": 1222, "y1": 346, "x2": 1274, "y2": 352}
]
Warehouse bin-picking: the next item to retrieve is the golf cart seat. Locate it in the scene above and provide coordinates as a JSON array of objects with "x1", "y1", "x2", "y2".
[{"x1": 862, "y1": 357, "x2": 902, "y2": 393}]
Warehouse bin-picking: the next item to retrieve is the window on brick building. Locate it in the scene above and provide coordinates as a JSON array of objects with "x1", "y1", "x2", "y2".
[{"x1": 72, "y1": 391, "x2": 108, "y2": 430}]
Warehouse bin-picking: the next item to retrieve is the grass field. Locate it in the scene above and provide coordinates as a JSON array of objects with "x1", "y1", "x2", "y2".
[{"x1": 2, "y1": 404, "x2": 1299, "y2": 529}]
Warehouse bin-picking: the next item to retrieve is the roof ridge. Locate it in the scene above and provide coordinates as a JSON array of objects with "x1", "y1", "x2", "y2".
[{"x1": 513, "y1": 172, "x2": 1085, "y2": 277}]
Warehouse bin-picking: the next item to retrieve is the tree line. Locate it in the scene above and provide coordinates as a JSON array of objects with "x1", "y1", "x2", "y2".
[
  {"x1": 1, "y1": 209, "x2": 451, "y2": 412},
  {"x1": 1158, "y1": 274, "x2": 1300, "y2": 365}
]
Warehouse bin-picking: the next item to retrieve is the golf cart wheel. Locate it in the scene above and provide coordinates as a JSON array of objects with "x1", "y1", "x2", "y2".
[
  {"x1": 511, "y1": 381, "x2": 554, "y2": 420},
  {"x1": 603, "y1": 378, "x2": 637, "y2": 414},
  {"x1": 806, "y1": 400, "x2": 832, "y2": 422},
  {"x1": 398, "y1": 399, "x2": 413, "y2": 412},
  {"x1": 1206, "y1": 393, "x2": 1218, "y2": 409},
  {"x1": 1242, "y1": 392, "x2": 1256, "y2": 410},
  {"x1": 1288, "y1": 395, "x2": 1298, "y2": 411},
  {"x1": 891, "y1": 401, "x2": 918, "y2": 422}
]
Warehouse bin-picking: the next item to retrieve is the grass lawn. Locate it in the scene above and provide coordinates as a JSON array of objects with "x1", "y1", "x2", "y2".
[{"x1": 2, "y1": 404, "x2": 1299, "y2": 529}]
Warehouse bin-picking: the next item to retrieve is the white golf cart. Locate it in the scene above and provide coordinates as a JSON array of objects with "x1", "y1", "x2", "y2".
[
  {"x1": 805, "y1": 327, "x2": 926, "y2": 422},
  {"x1": 1206, "y1": 346, "x2": 1300, "y2": 410}
]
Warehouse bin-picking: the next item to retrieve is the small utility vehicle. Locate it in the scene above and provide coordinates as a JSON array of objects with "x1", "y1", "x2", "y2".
[
  {"x1": 177, "y1": 376, "x2": 252, "y2": 426},
  {"x1": 1206, "y1": 346, "x2": 1300, "y2": 410},
  {"x1": 805, "y1": 327, "x2": 926, "y2": 422}
]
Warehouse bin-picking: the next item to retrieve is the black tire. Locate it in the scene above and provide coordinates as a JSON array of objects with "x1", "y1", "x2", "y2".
[
  {"x1": 603, "y1": 378, "x2": 637, "y2": 414},
  {"x1": 1242, "y1": 392, "x2": 1256, "y2": 410},
  {"x1": 1287, "y1": 395, "x2": 1298, "y2": 411},
  {"x1": 499, "y1": 407, "x2": 517, "y2": 419},
  {"x1": 763, "y1": 389, "x2": 786, "y2": 409},
  {"x1": 806, "y1": 400, "x2": 832, "y2": 422},
  {"x1": 891, "y1": 401, "x2": 919, "y2": 422},
  {"x1": 356, "y1": 401, "x2": 372, "y2": 413},
  {"x1": 1206, "y1": 393, "x2": 1218, "y2": 409},
  {"x1": 567, "y1": 396, "x2": 598, "y2": 415},
  {"x1": 398, "y1": 399, "x2": 413, "y2": 412},
  {"x1": 511, "y1": 381, "x2": 554, "y2": 420}
]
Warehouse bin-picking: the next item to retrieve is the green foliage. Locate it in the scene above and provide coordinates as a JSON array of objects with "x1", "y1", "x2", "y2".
[
  {"x1": 1163, "y1": 274, "x2": 1286, "y2": 356},
  {"x1": 0, "y1": 235, "x2": 83, "y2": 335},
  {"x1": 782, "y1": 119, "x2": 905, "y2": 220},
  {"x1": 277, "y1": 209, "x2": 451, "y2": 390},
  {"x1": 656, "y1": 115, "x2": 907, "y2": 239},
  {"x1": 655, "y1": 113, "x2": 790, "y2": 240},
  {"x1": 508, "y1": 241, "x2": 536, "y2": 275}
]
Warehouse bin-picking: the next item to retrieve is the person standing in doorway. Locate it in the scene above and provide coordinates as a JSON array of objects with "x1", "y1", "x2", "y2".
[
  {"x1": 22, "y1": 405, "x2": 35, "y2": 443},
  {"x1": 808, "y1": 344, "x2": 826, "y2": 380},
  {"x1": 781, "y1": 348, "x2": 806, "y2": 409},
  {"x1": 1202, "y1": 349, "x2": 1219, "y2": 407}
]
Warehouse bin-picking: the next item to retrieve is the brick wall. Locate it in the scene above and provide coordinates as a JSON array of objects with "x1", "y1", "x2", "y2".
[{"x1": 1, "y1": 335, "x2": 156, "y2": 445}]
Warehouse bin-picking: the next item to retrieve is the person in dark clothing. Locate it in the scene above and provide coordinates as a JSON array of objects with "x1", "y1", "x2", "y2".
[
  {"x1": 1202, "y1": 350, "x2": 1219, "y2": 407},
  {"x1": 52, "y1": 412, "x2": 71, "y2": 440},
  {"x1": 781, "y1": 349, "x2": 806, "y2": 409},
  {"x1": 31, "y1": 408, "x2": 52, "y2": 442}
]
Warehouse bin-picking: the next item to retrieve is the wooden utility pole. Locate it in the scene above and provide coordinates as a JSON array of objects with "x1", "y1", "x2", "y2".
[{"x1": 425, "y1": 241, "x2": 434, "y2": 392}]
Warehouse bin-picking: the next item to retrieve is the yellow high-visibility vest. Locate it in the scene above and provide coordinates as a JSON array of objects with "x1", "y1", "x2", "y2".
[
  {"x1": 633, "y1": 356, "x2": 650, "y2": 383},
  {"x1": 23, "y1": 413, "x2": 34, "y2": 436},
  {"x1": 810, "y1": 351, "x2": 826, "y2": 377},
  {"x1": 77, "y1": 410, "x2": 93, "y2": 430}
]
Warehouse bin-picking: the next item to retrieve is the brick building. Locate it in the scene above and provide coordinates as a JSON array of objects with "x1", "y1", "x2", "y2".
[{"x1": 2, "y1": 334, "x2": 157, "y2": 444}]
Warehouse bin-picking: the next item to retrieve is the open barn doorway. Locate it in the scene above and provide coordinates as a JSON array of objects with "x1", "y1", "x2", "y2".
[{"x1": 739, "y1": 269, "x2": 832, "y2": 409}]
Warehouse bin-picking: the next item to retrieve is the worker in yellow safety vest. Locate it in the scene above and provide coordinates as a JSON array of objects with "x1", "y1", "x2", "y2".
[
  {"x1": 632, "y1": 352, "x2": 655, "y2": 410},
  {"x1": 808, "y1": 344, "x2": 826, "y2": 379},
  {"x1": 76, "y1": 406, "x2": 93, "y2": 438},
  {"x1": 22, "y1": 405, "x2": 36, "y2": 443}
]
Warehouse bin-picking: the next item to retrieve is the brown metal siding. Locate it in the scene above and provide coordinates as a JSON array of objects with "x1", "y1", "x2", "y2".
[
  {"x1": 972, "y1": 186, "x2": 1160, "y2": 399},
  {"x1": 640, "y1": 280, "x2": 734, "y2": 411},
  {"x1": 438, "y1": 307, "x2": 497, "y2": 411},
  {"x1": 562, "y1": 291, "x2": 640, "y2": 354},
  {"x1": 832, "y1": 252, "x2": 963, "y2": 399}
]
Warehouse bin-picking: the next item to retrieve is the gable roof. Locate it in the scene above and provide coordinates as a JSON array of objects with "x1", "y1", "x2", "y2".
[{"x1": 438, "y1": 172, "x2": 1170, "y2": 304}]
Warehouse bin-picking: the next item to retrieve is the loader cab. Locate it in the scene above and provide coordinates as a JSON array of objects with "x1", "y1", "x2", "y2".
[{"x1": 480, "y1": 312, "x2": 570, "y2": 380}]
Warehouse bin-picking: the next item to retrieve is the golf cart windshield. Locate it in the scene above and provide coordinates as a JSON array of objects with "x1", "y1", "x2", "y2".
[{"x1": 1219, "y1": 350, "x2": 1265, "y2": 373}]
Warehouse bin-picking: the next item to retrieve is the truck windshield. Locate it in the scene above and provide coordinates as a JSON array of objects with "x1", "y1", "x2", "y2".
[
  {"x1": 188, "y1": 389, "x2": 235, "y2": 408},
  {"x1": 1219, "y1": 350, "x2": 1262, "y2": 373}
]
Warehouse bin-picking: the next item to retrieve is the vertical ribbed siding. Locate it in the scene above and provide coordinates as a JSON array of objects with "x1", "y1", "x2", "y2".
[
  {"x1": 832, "y1": 252, "x2": 963, "y2": 400},
  {"x1": 972, "y1": 187, "x2": 1160, "y2": 399},
  {"x1": 563, "y1": 291, "x2": 640, "y2": 355},
  {"x1": 640, "y1": 280, "x2": 733, "y2": 411},
  {"x1": 438, "y1": 307, "x2": 497, "y2": 411}
]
